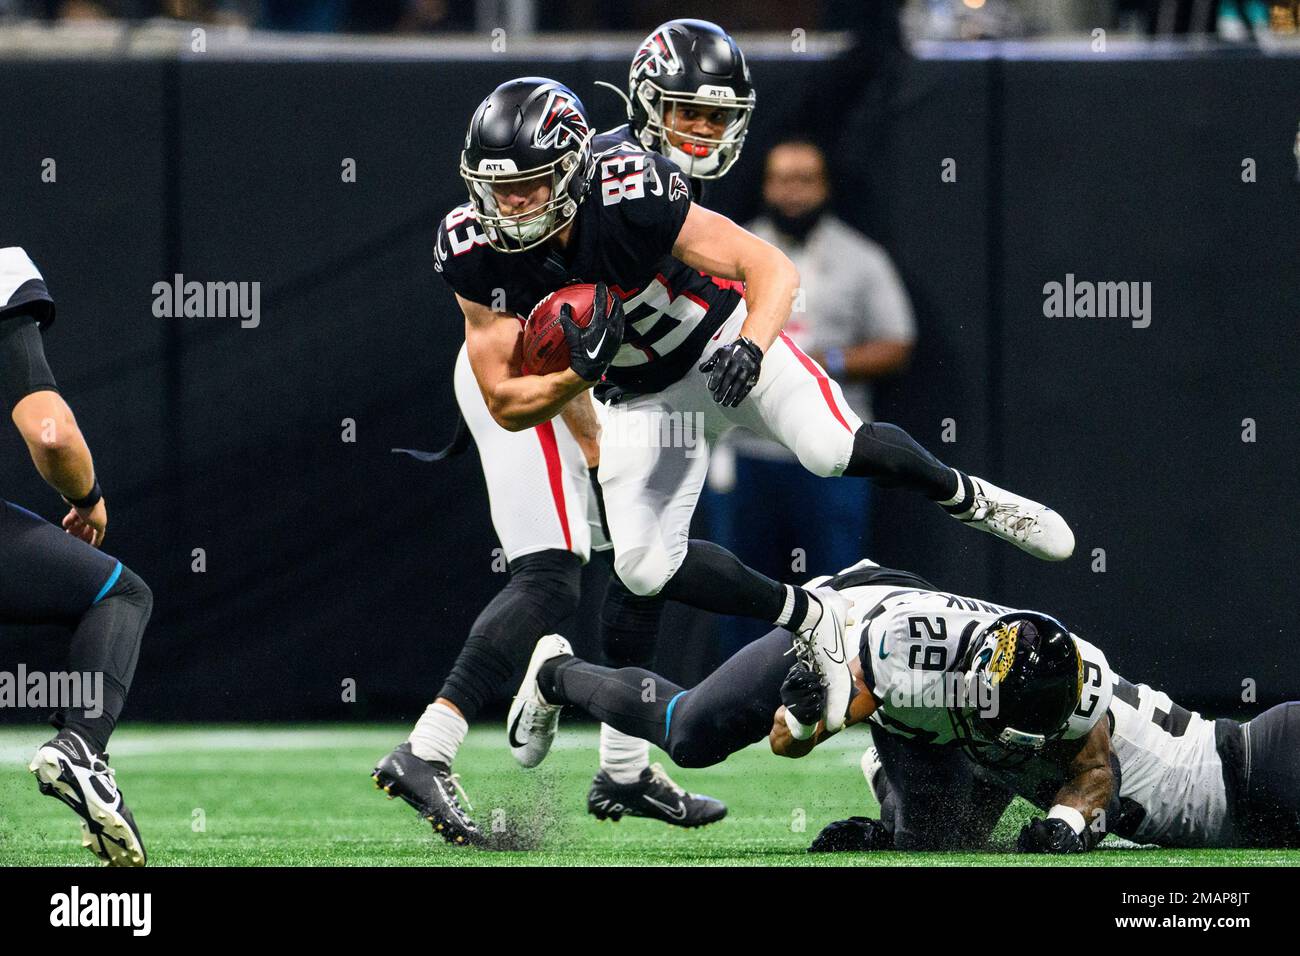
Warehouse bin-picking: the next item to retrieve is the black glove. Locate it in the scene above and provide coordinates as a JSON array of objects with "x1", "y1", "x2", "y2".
[
  {"x1": 698, "y1": 336, "x2": 763, "y2": 407},
  {"x1": 562, "y1": 282, "x2": 624, "y2": 382},
  {"x1": 780, "y1": 663, "x2": 825, "y2": 728},
  {"x1": 808, "y1": 816, "x2": 893, "y2": 853},
  {"x1": 1015, "y1": 817, "x2": 1087, "y2": 854}
]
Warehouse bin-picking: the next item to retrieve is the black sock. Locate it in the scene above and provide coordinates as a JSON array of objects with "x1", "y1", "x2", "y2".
[
  {"x1": 658, "y1": 540, "x2": 786, "y2": 621},
  {"x1": 843, "y1": 422, "x2": 959, "y2": 501},
  {"x1": 437, "y1": 549, "x2": 581, "y2": 720},
  {"x1": 58, "y1": 565, "x2": 152, "y2": 755}
]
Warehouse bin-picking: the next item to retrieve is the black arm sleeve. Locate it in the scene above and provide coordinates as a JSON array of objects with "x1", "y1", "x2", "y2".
[{"x1": 0, "y1": 312, "x2": 59, "y2": 409}]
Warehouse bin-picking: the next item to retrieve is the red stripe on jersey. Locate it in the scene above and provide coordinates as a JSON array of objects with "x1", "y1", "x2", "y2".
[
  {"x1": 534, "y1": 421, "x2": 573, "y2": 551},
  {"x1": 779, "y1": 331, "x2": 854, "y2": 434}
]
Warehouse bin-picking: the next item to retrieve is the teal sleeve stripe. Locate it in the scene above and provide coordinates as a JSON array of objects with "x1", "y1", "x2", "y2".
[
  {"x1": 91, "y1": 561, "x2": 122, "y2": 605},
  {"x1": 663, "y1": 690, "x2": 687, "y2": 742}
]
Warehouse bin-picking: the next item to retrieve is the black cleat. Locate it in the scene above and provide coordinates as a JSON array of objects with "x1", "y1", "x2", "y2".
[
  {"x1": 372, "y1": 743, "x2": 484, "y2": 847},
  {"x1": 587, "y1": 763, "x2": 727, "y2": 829},
  {"x1": 29, "y1": 731, "x2": 147, "y2": 867}
]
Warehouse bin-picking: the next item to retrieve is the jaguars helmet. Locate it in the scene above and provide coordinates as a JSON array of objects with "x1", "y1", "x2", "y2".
[
  {"x1": 628, "y1": 19, "x2": 755, "y2": 180},
  {"x1": 952, "y1": 611, "x2": 1084, "y2": 768},
  {"x1": 459, "y1": 77, "x2": 595, "y2": 252}
]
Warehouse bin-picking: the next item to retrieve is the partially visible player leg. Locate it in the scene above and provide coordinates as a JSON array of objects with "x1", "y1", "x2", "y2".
[
  {"x1": 594, "y1": 574, "x2": 661, "y2": 784},
  {"x1": 859, "y1": 729, "x2": 998, "y2": 851},
  {"x1": 599, "y1": 385, "x2": 855, "y2": 729},
  {"x1": 733, "y1": 328, "x2": 1074, "y2": 561},
  {"x1": 0, "y1": 500, "x2": 152, "y2": 866},
  {"x1": 1236, "y1": 702, "x2": 1300, "y2": 847},
  {"x1": 530, "y1": 625, "x2": 794, "y2": 769},
  {"x1": 373, "y1": 346, "x2": 590, "y2": 846}
]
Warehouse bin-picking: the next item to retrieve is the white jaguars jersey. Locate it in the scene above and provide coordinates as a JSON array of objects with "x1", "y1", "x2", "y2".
[
  {"x1": 824, "y1": 561, "x2": 1232, "y2": 848},
  {"x1": 0, "y1": 246, "x2": 54, "y2": 326},
  {"x1": 1104, "y1": 677, "x2": 1230, "y2": 847},
  {"x1": 845, "y1": 583, "x2": 1110, "y2": 748}
]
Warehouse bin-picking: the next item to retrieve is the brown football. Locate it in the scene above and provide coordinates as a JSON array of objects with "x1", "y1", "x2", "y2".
[{"x1": 521, "y1": 284, "x2": 602, "y2": 375}]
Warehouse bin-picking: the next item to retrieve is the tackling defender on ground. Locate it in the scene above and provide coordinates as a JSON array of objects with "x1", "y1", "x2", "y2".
[{"x1": 510, "y1": 558, "x2": 1300, "y2": 853}]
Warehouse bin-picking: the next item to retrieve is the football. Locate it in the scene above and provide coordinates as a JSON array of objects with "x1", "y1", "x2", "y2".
[{"x1": 521, "y1": 283, "x2": 603, "y2": 375}]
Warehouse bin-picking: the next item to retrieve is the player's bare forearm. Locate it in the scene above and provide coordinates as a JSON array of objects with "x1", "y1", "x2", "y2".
[
  {"x1": 770, "y1": 706, "x2": 829, "y2": 758},
  {"x1": 735, "y1": 251, "x2": 799, "y2": 353},
  {"x1": 461, "y1": 294, "x2": 594, "y2": 431},
  {"x1": 1049, "y1": 721, "x2": 1115, "y2": 825},
  {"x1": 1052, "y1": 766, "x2": 1113, "y2": 823},
  {"x1": 672, "y1": 203, "x2": 798, "y2": 353},
  {"x1": 486, "y1": 369, "x2": 592, "y2": 432},
  {"x1": 558, "y1": 390, "x2": 601, "y2": 467},
  {"x1": 12, "y1": 390, "x2": 96, "y2": 501}
]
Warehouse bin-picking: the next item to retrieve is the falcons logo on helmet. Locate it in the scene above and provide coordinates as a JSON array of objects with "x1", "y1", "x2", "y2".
[
  {"x1": 533, "y1": 90, "x2": 590, "y2": 151},
  {"x1": 632, "y1": 29, "x2": 682, "y2": 80}
]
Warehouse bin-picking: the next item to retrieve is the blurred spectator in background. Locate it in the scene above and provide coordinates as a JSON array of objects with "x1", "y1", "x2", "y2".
[{"x1": 701, "y1": 138, "x2": 915, "y2": 656}]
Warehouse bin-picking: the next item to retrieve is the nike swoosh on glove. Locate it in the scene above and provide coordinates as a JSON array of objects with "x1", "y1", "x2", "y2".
[
  {"x1": 1015, "y1": 817, "x2": 1087, "y2": 854},
  {"x1": 780, "y1": 663, "x2": 825, "y2": 728},
  {"x1": 698, "y1": 336, "x2": 763, "y2": 407},
  {"x1": 562, "y1": 281, "x2": 624, "y2": 382}
]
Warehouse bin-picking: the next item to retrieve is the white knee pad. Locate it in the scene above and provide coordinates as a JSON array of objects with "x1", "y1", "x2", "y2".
[
  {"x1": 613, "y1": 543, "x2": 681, "y2": 597},
  {"x1": 794, "y1": 423, "x2": 856, "y2": 479}
]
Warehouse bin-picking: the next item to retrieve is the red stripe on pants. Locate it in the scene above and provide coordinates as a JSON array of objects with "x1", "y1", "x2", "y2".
[
  {"x1": 534, "y1": 420, "x2": 573, "y2": 551},
  {"x1": 778, "y1": 331, "x2": 854, "y2": 433}
]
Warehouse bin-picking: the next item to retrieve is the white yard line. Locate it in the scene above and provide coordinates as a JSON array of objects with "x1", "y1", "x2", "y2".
[{"x1": 0, "y1": 722, "x2": 872, "y2": 765}]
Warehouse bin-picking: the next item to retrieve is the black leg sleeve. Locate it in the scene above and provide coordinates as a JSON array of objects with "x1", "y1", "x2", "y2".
[
  {"x1": 843, "y1": 422, "x2": 959, "y2": 501},
  {"x1": 539, "y1": 626, "x2": 795, "y2": 770},
  {"x1": 657, "y1": 539, "x2": 786, "y2": 622},
  {"x1": 599, "y1": 570, "x2": 664, "y2": 669},
  {"x1": 436, "y1": 548, "x2": 582, "y2": 721},
  {"x1": 540, "y1": 656, "x2": 684, "y2": 746},
  {"x1": 58, "y1": 565, "x2": 152, "y2": 754}
]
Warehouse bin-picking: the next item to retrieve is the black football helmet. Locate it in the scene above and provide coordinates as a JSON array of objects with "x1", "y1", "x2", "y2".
[
  {"x1": 460, "y1": 77, "x2": 595, "y2": 252},
  {"x1": 952, "y1": 612, "x2": 1083, "y2": 768},
  {"x1": 628, "y1": 19, "x2": 755, "y2": 180}
]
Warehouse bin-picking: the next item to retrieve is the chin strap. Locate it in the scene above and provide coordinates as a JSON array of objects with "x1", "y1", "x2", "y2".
[{"x1": 593, "y1": 80, "x2": 634, "y2": 120}]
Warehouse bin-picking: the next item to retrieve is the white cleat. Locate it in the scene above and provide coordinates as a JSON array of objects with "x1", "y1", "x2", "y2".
[
  {"x1": 953, "y1": 476, "x2": 1075, "y2": 561},
  {"x1": 507, "y1": 633, "x2": 572, "y2": 769},
  {"x1": 787, "y1": 588, "x2": 854, "y2": 736},
  {"x1": 29, "y1": 732, "x2": 146, "y2": 867},
  {"x1": 860, "y1": 746, "x2": 885, "y2": 804}
]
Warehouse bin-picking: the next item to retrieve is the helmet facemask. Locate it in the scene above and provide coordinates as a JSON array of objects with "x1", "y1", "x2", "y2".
[
  {"x1": 459, "y1": 132, "x2": 593, "y2": 253},
  {"x1": 635, "y1": 83, "x2": 754, "y2": 180}
]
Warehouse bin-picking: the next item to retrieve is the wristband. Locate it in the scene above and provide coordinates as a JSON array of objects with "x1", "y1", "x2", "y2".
[
  {"x1": 1048, "y1": 804, "x2": 1087, "y2": 835},
  {"x1": 65, "y1": 479, "x2": 102, "y2": 510},
  {"x1": 823, "y1": 347, "x2": 847, "y2": 379}
]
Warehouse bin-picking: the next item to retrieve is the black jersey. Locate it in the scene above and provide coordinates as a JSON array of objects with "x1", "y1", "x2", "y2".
[
  {"x1": 435, "y1": 147, "x2": 740, "y2": 398},
  {"x1": 593, "y1": 125, "x2": 708, "y2": 203},
  {"x1": 0, "y1": 247, "x2": 55, "y2": 328}
]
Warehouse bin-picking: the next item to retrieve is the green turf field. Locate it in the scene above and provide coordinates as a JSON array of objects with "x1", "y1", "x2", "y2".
[{"x1": 1, "y1": 724, "x2": 1295, "y2": 866}]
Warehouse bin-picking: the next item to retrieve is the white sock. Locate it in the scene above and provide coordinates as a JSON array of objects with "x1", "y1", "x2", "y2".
[
  {"x1": 938, "y1": 468, "x2": 969, "y2": 507},
  {"x1": 600, "y1": 723, "x2": 649, "y2": 784},
  {"x1": 408, "y1": 702, "x2": 467, "y2": 766},
  {"x1": 775, "y1": 585, "x2": 822, "y2": 632}
]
